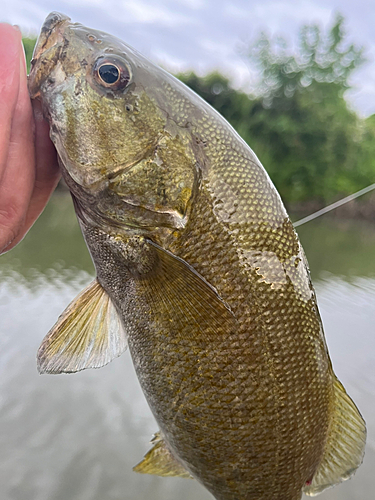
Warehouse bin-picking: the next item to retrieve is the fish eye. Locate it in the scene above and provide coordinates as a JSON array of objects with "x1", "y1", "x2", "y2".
[
  {"x1": 93, "y1": 57, "x2": 131, "y2": 91},
  {"x1": 99, "y1": 64, "x2": 119, "y2": 84}
]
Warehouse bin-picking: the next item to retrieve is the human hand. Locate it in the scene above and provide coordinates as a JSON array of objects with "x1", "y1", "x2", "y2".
[{"x1": 0, "y1": 24, "x2": 60, "y2": 254}]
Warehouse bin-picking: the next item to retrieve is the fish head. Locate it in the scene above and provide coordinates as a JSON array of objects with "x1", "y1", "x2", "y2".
[{"x1": 28, "y1": 13, "x2": 198, "y2": 233}]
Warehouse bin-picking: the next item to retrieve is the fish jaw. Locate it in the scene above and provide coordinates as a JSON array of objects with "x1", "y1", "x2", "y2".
[
  {"x1": 27, "y1": 12, "x2": 105, "y2": 190},
  {"x1": 28, "y1": 12, "x2": 71, "y2": 99}
]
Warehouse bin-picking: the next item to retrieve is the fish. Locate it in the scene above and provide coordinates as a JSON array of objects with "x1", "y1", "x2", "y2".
[{"x1": 28, "y1": 12, "x2": 366, "y2": 500}]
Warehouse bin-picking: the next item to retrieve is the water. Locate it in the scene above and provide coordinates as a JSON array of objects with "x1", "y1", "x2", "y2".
[{"x1": 0, "y1": 194, "x2": 374, "y2": 500}]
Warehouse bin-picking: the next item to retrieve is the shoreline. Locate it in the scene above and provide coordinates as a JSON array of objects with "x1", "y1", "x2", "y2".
[{"x1": 288, "y1": 193, "x2": 375, "y2": 223}]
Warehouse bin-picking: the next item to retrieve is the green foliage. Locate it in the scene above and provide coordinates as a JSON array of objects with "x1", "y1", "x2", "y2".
[
  {"x1": 179, "y1": 16, "x2": 375, "y2": 205},
  {"x1": 248, "y1": 14, "x2": 364, "y2": 106},
  {"x1": 22, "y1": 37, "x2": 37, "y2": 73}
]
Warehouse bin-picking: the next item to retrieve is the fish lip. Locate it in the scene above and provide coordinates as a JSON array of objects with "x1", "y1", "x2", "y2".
[
  {"x1": 28, "y1": 12, "x2": 71, "y2": 97},
  {"x1": 31, "y1": 12, "x2": 70, "y2": 62},
  {"x1": 40, "y1": 12, "x2": 71, "y2": 35}
]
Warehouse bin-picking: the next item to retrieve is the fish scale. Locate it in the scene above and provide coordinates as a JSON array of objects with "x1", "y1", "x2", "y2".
[{"x1": 162, "y1": 114, "x2": 332, "y2": 498}]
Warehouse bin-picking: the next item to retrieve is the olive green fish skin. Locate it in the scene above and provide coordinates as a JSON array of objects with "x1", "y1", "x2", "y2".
[{"x1": 29, "y1": 13, "x2": 345, "y2": 500}]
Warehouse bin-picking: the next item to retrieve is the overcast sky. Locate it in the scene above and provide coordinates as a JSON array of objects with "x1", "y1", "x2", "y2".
[{"x1": 3, "y1": 0, "x2": 375, "y2": 116}]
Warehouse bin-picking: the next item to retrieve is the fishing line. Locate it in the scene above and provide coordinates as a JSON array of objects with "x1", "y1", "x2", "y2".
[{"x1": 293, "y1": 183, "x2": 375, "y2": 227}]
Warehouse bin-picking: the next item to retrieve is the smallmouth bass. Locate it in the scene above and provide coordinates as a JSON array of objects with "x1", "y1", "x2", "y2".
[{"x1": 28, "y1": 12, "x2": 366, "y2": 500}]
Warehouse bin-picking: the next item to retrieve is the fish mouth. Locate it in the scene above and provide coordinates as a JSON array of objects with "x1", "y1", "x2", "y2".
[{"x1": 28, "y1": 12, "x2": 71, "y2": 98}]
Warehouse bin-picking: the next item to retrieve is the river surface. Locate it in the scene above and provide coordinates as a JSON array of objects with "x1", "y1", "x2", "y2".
[{"x1": 0, "y1": 194, "x2": 374, "y2": 500}]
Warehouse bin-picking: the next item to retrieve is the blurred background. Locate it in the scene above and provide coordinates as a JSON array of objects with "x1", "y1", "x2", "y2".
[{"x1": 1, "y1": 1, "x2": 375, "y2": 499}]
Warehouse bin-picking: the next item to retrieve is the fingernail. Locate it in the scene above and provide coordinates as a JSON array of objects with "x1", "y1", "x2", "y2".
[{"x1": 12, "y1": 25, "x2": 21, "y2": 33}]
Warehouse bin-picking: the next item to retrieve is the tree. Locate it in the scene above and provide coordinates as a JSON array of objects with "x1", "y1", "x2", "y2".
[
  {"x1": 179, "y1": 16, "x2": 375, "y2": 205},
  {"x1": 247, "y1": 15, "x2": 364, "y2": 107},
  {"x1": 242, "y1": 14, "x2": 369, "y2": 203}
]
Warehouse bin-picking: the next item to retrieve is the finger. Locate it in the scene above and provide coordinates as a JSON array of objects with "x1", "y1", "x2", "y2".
[
  {"x1": 3, "y1": 100, "x2": 60, "y2": 252},
  {"x1": 0, "y1": 24, "x2": 21, "y2": 184},
  {"x1": 23, "y1": 98, "x2": 60, "y2": 230},
  {"x1": 0, "y1": 33, "x2": 35, "y2": 253}
]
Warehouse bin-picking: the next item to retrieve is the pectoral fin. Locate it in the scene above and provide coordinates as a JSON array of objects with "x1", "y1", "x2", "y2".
[
  {"x1": 37, "y1": 279, "x2": 127, "y2": 374},
  {"x1": 133, "y1": 240, "x2": 236, "y2": 341},
  {"x1": 303, "y1": 377, "x2": 366, "y2": 496},
  {"x1": 133, "y1": 432, "x2": 192, "y2": 478}
]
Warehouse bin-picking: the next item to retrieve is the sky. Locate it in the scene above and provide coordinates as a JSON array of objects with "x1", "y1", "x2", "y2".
[{"x1": 2, "y1": 0, "x2": 375, "y2": 117}]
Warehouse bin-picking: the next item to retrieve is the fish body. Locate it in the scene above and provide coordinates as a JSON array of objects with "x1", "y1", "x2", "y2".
[{"x1": 28, "y1": 13, "x2": 366, "y2": 500}]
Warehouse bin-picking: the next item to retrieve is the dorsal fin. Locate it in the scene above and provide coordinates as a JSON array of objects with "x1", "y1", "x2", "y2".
[
  {"x1": 304, "y1": 377, "x2": 366, "y2": 496},
  {"x1": 133, "y1": 432, "x2": 192, "y2": 478},
  {"x1": 37, "y1": 279, "x2": 127, "y2": 373}
]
